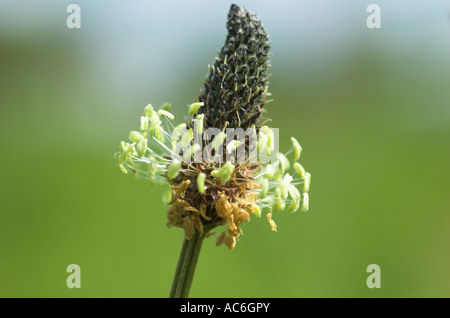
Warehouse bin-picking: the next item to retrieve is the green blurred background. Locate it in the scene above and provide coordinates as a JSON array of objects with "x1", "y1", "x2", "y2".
[{"x1": 1, "y1": 0, "x2": 449, "y2": 297}]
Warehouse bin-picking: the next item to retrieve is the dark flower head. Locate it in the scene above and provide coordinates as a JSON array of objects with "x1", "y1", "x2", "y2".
[{"x1": 198, "y1": 4, "x2": 271, "y2": 130}]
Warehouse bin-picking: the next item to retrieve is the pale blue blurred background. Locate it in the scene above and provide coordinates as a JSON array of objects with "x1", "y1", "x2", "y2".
[{"x1": 0, "y1": 0, "x2": 449, "y2": 297}]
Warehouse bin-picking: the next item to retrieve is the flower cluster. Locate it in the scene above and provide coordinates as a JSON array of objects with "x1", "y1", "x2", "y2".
[
  {"x1": 115, "y1": 102, "x2": 310, "y2": 249},
  {"x1": 115, "y1": 4, "x2": 311, "y2": 250}
]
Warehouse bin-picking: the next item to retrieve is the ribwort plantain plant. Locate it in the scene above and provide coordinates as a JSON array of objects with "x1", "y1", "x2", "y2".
[{"x1": 114, "y1": 4, "x2": 311, "y2": 298}]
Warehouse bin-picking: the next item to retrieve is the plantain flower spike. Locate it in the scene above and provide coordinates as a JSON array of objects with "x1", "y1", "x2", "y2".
[{"x1": 114, "y1": 4, "x2": 311, "y2": 250}]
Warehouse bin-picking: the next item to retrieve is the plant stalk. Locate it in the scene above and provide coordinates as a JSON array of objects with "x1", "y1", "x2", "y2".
[{"x1": 169, "y1": 230, "x2": 205, "y2": 298}]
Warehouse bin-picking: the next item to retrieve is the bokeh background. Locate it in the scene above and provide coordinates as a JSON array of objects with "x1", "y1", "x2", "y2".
[{"x1": 1, "y1": 0, "x2": 449, "y2": 297}]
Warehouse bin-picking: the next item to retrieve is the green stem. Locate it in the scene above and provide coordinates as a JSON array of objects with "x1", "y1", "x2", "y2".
[{"x1": 169, "y1": 230, "x2": 205, "y2": 298}]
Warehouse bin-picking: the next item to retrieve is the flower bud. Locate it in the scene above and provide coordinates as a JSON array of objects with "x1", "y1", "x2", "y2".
[
  {"x1": 188, "y1": 102, "x2": 204, "y2": 116},
  {"x1": 287, "y1": 199, "x2": 300, "y2": 214},
  {"x1": 212, "y1": 132, "x2": 226, "y2": 151},
  {"x1": 194, "y1": 114, "x2": 204, "y2": 135},
  {"x1": 136, "y1": 139, "x2": 147, "y2": 157},
  {"x1": 171, "y1": 123, "x2": 187, "y2": 148},
  {"x1": 253, "y1": 204, "x2": 262, "y2": 218},
  {"x1": 168, "y1": 159, "x2": 182, "y2": 180},
  {"x1": 303, "y1": 172, "x2": 311, "y2": 193},
  {"x1": 290, "y1": 137, "x2": 302, "y2": 161},
  {"x1": 226, "y1": 140, "x2": 242, "y2": 154},
  {"x1": 277, "y1": 153, "x2": 290, "y2": 174},
  {"x1": 293, "y1": 162, "x2": 306, "y2": 178},
  {"x1": 129, "y1": 131, "x2": 145, "y2": 143},
  {"x1": 157, "y1": 109, "x2": 175, "y2": 120},
  {"x1": 260, "y1": 178, "x2": 269, "y2": 198},
  {"x1": 301, "y1": 192, "x2": 309, "y2": 212},
  {"x1": 159, "y1": 103, "x2": 172, "y2": 111},
  {"x1": 144, "y1": 104, "x2": 155, "y2": 117},
  {"x1": 211, "y1": 162, "x2": 234, "y2": 184},
  {"x1": 197, "y1": 172, "x2": 206, "y2": 194},
  {"x1": 264, "y1": 164, "x2": 275, "y2": 179},
  {"x1": 140, "y1": 116, "x2": 149, "y2": 133},
  {"x1": 181, "y1": 128, "x2": 194, "y2": 147}
]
